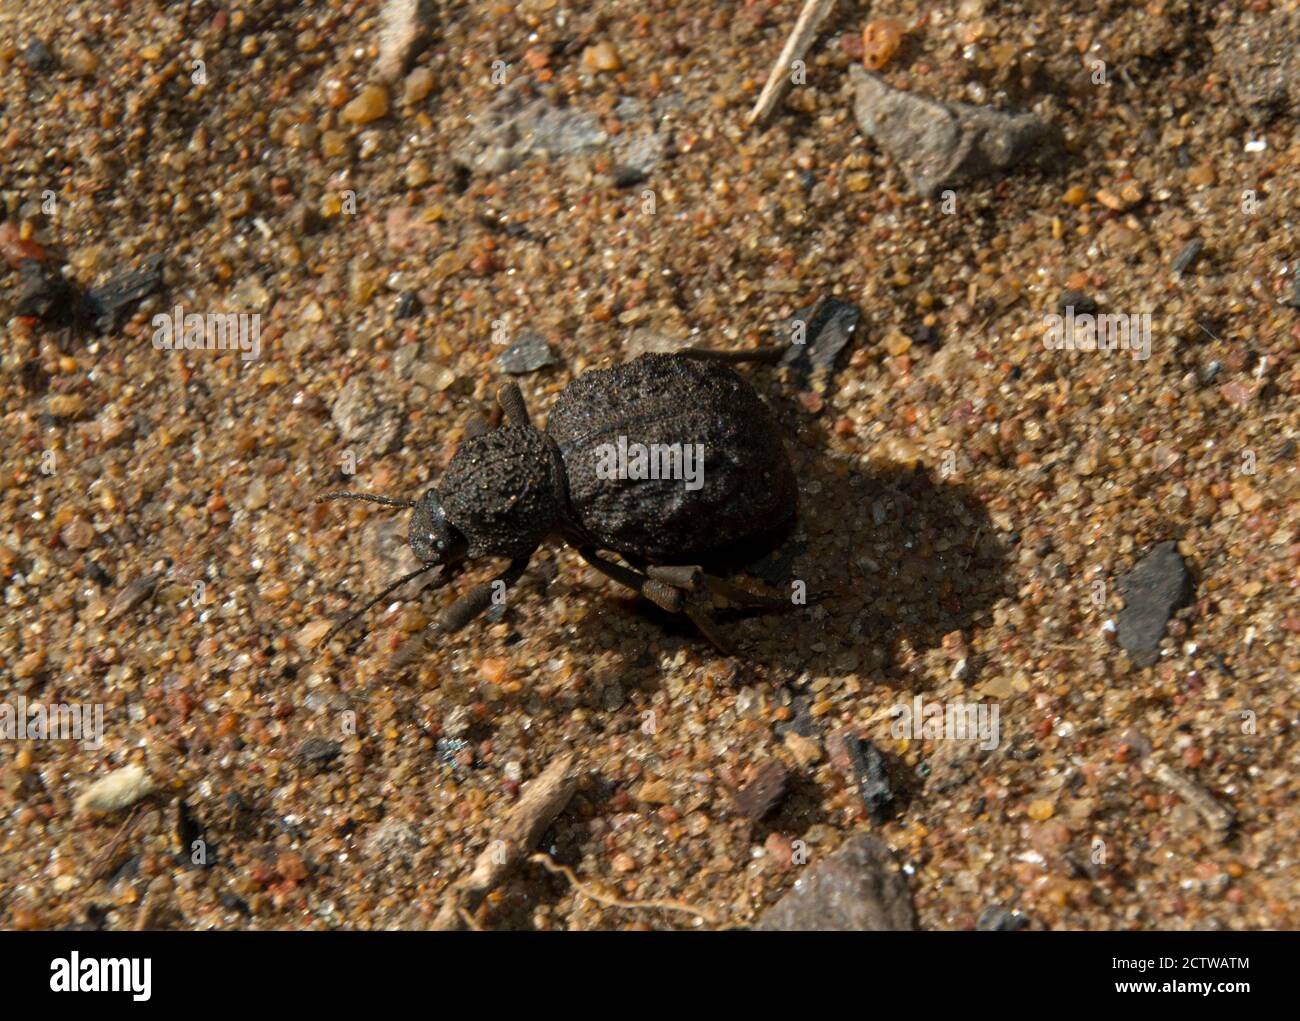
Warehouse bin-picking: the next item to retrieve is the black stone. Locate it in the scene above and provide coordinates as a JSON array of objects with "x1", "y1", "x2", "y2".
[
  {"x1": 394, "y1": 292, "x2": 421, "y2": 319},
  {"x1": 778, "y1": 296, "x2": 861, "y2": 390},
  {"x1": 14, "y1": 260, "x2": 84, "y2": 325},
  {"x1": 298, "y1": 736, "x2": 342, "y2": 766},
  {"x1": 1057, "y1": 290, "x2": 1098, "y2": 316},
  {"x1": 85, "y1": 253, "x2": 165, "y2": 333},
  {"x1": 844, "y1": 737, "x2": 895, "y2": 824},
  {"x1": 21, "y1": 39, "x2": 55, "y2": 71},
  {"x1": 1116, "y1": 541, "x2": 1193, "y2": 668},
  {"x1": 976, "y1": 905, "x2": 1029, "y2": 931},
  {"x1": 612, "y1": 165, "x2": 648, "y2": 189}
]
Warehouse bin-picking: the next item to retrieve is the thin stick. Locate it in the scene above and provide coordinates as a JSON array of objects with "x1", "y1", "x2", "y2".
[
  {"x1": 528, "y1": 853, "x2": 721, "y2": 926},
  {"x1": 431, "y1": 751, "x2": 581, "y2": 930},
  {"x1": 746, "y1": 0, "x2": 838, "y2": 128}
]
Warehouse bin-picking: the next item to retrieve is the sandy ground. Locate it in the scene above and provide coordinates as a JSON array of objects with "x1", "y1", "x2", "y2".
[{"x1": 0, "y1": 0, "x2": 1296, "y2": 930}]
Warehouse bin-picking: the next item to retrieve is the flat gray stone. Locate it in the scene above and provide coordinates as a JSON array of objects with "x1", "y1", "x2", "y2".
[
  {"x1": 1116, "y1": 541, "x2": 1193, "y2": 668},
  {"x1": 1214, "y1": 11, "x2": 1300, "y2": 125},
  {"x1": 850, "y1": 65, "x2": 1055, "y2": 198},
  {"x1": 755, "y1": 833, "x2": 916, "y2": 931}
]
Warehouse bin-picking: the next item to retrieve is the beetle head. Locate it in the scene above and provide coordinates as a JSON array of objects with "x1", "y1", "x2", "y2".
[{"x1": 409, "y1": 487, "x2": 468, "y2": 566}]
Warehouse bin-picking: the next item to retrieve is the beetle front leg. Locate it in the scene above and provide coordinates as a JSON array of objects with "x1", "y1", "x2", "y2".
[{"x1": 437, "y1": 556, "x2": 531, "y2": 633}]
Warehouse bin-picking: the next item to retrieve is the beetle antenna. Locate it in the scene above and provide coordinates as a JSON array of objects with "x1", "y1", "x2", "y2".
[
  {"x1": 316, "y1": 491, "x2": 416, "y2": 509},
  {"x1": 320, "y1": 563, "x2": 436, "y2": 647}
]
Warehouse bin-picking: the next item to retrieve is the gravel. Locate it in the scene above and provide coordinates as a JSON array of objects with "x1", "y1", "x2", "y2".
[{"x1": 1, "y1": 0, "x2": 1295, "y2": 933}]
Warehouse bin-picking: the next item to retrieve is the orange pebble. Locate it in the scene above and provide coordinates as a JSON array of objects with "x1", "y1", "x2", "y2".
[{"x1": 862, "y1": 19, "x2": 904, "y2": 71}]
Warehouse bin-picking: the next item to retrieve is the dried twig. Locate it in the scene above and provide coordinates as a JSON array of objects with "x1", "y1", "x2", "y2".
[
  {"x1": 431, "y1": 751, "x2": 580, "y2": 930},
  {"x1": 88, "y1": 805, "x2": 143, "y2": 881},
  {"x1": 1142, "y1": 757, "x2": 1235, "y2": 841},
  {"x1": 529, "y1": 853, "x2": 721, "y2": 926},
  {"x1": 746, "y1": 0, "x2": 839, "y2": 127}
]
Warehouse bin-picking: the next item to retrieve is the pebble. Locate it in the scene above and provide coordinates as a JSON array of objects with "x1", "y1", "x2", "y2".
[
  {"x1": 60, "y1": 517, "x2": 95, "y2": 550},
  {"x1": 861, "y1": 19, "x2": 904, "y2": 72},
  {"x1": 850, "y1": 65, "x2": 1055, "y2": 197},
  {"x1": 779, "y1": 296, "x2": 861, "y2": 393},
  {"x1": 75, "y1": 765, "x2": 156, "y2": 815},
  {"x1": 1027, "y1": 798, "x2": 1055, "y2": 821},
  {"x1": 297, "y1": 620, "x2": 333, "y2": 649},
  {"x1": 298, "y1": 736, "x2": 342, "y2": 766},
  {"x1": 377, "y1": 0, "x2": 434, "y2": 82},
  {"x1": 731, "y1": 760, "x2": 789, "y2": 822},
  {"x1": 497, "y1": 332, "x2": 556, "y2": 374},
  {"x1": 403, "y1": 66, "x2": 435, "y2": 105},
  {"x1": 754, "y1": 834, "x2": 916, "y2": 931},
  {"x1": 1116, "y1": 541, "x2": 1192, "y2": 668},
  {"x1": 582, "y1": 42, "x2": 622, "y2": 73},
  {"x1": 1172, "y1": 239, "x2": 1203, "y2": 275},
  {"x1": 342, "y1": 84, "x2": 390, "y2": 125}
]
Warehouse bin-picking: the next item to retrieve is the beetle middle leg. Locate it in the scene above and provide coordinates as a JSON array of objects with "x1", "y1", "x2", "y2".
[
  {"x1": 576, "y1": 548, "x2": 736, "y2": 655},
  {"x1": 644, "y1": 565, "x2": 794, "y2": 610}
]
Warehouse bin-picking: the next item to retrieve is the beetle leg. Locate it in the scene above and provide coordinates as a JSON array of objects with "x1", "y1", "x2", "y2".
[
  {"x1": 680, "y1": 343, "x2": 786, "y2": 365},
  {"x1": 496, "y1": 382, "x2": 532, "y2": 427},
  {"x1": 684, "y1": 607, "x2": 736, "y2": 656},
  {"x1": 644, "y1": 564, "x2": 792, "y2": 610},
  {"x1": 701, "y1": 573, "x2": 796, "y2": 609},
  {"x1": 579, "y1": 549, "x2": 737, "y2": 653},
  {"x1": 436, "y1": 556, "x2": 531, "y2": 633},
  {"x1": 643, "y1": 564, "x2": 703, "y2": 590},
  {"x1": 575, "y1": 547, "x2": 682, "y2": 612}
]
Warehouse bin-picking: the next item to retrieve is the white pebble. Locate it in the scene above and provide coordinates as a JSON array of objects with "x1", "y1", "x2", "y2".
[{"x1": 74, "y1": 764, "x2": 156, "y2": 815}]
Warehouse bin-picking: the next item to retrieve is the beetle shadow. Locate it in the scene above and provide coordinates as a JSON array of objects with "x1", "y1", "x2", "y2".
[{"x1": 568, "y1": 452, "x2": 1012, "y2": 689}]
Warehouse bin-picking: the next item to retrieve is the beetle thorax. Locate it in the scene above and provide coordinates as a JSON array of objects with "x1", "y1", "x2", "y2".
[{"x1": 438, "y1": 425, "x2": 563, "y2": 558}]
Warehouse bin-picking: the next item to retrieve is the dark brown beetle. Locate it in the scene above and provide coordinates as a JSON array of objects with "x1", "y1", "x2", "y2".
[{"x1": 317, "y1": 347, "x2": 802, "y2": 653}]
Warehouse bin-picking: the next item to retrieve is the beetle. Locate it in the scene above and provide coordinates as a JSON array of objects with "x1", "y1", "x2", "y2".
[{"x1": 316, "y1": 346, "x2": 804, "y2": 654}]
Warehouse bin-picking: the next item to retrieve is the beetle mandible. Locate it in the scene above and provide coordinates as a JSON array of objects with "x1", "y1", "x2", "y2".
[{"x1": 316, "y1": 346, "x2": 805, "y2": 654}]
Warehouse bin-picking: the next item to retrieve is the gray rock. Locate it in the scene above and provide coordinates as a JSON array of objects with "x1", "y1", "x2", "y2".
[
  {"x1": 1214, "y1": 11, "x2": 1300, "y2": 124},
  {"x1": 376, "y1": 0, "x2": 436, "y2": 82},
  {"x1": 779, "y1": 296, "x2": 861, "y2": 392},
  {"x1": 460, "y1": 81, "x2": 607, "y2": 174},
  {"x1": 754, "y1": 833, "x2": 916, "y2": 931},
  {"x1": 460, "y1": 81, "x2": 671, "y2": 180},
  {"x1": 331, "y1": 377, "x2": 404, "y2": 459},
  {"x1": 849, "y1": 65, "x2": 1055, "y2": 198},
  {"x1": 1116, "y1": 541, "x2": 1193, "y2": 668},
  {"x1": 497, "y1": 332, "x2": 556, "y2": 374}
]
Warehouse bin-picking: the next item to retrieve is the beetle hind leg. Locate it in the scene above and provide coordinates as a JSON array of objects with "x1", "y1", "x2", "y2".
[
  {"x1": 577, "y1": 548, "x2": 737, "y2": 655},
  {"x1": 644, "y1": 564, "x2": 793, "y2": 611}
]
